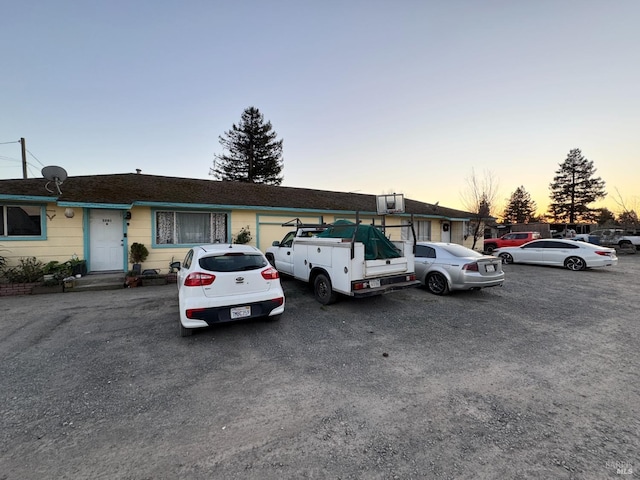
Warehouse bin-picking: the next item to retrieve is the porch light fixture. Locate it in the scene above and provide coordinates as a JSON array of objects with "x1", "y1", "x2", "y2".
[{"x1": 64, "y1": 208, "x2": 75, "y2": 218}]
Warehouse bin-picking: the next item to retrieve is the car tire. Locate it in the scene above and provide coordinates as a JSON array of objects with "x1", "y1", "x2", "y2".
[
  {"x1": 314, "y1": 273, "x2": 337, "y2": 305},
  {"x1": 426, "y1": 272, "x2": 450, "y2": 295},
  {"x1": 565, "y1": 256, "x2": 586, "y2": 271},
  {"x1": 179, "y1": 320, "x2": 193, "y2": 337},
  {"x1": 619, "y1": 240, "x2": 632, "y2": 248},
  {"x1": 499, "y1": 253, "x2": 513, "y2": 264},
  {"x1": 485, "y1": 244, "x2": 497, "y2": 254}
]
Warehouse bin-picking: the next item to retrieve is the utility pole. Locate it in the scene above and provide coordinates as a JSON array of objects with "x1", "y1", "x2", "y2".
[{"x1": 20, "y1": 137, "x2": 27, "y2": 179}]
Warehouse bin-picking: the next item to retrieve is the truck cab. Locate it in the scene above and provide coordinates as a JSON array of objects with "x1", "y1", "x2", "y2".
[{"x1": 267, "y1": 228, "x2": 325, "y2": 275}]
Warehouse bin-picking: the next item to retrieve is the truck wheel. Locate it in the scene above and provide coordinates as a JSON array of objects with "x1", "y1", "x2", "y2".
[
  {"x1": 619, "y1": 240, "x2": 632, "y2": 249},
  {"x1": 485, "y1": 244, "x2": 497, "y2": 254},
  {"x1": 314, "y1": 274, "x2": 337, "y2": 305}
]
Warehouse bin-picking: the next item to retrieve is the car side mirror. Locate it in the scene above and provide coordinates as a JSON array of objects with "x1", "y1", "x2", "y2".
[
  {"x1": 170, "y1": 261, "x2": 181, "y2": 271},
  {"x1": 272, "y1": 241, "x2": 280, "y2": 246}
]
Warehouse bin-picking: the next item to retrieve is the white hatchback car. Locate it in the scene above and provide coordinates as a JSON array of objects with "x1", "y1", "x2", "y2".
[{"x1": 172, "y1": 244, "x2": 285, "y2": 336}]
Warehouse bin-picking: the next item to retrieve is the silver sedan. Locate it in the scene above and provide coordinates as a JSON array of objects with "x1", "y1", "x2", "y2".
[{"x1": 415, "y1": 242, "x2": 505, "y2": 295}]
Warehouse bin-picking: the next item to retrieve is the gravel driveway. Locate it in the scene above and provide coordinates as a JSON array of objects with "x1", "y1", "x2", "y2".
[{"x1": 1, "y1": 253, "x2": 638, "y2": 479}]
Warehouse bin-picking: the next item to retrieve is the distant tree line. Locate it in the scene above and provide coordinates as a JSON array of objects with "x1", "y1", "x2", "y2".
[{"x1": 473, "y1": 148, "x2": 635, "y2": 229}]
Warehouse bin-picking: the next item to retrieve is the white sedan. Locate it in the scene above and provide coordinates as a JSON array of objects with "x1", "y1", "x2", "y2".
[
  {"x1": 493, "y1": 239, "x2": 618, "y2": 271},
  {"x1": 415, "y1": 242, "x2": 505, "y2": 295},
  {"x1": 171, "y1": 244, "x2": 285, "y2": 336}
]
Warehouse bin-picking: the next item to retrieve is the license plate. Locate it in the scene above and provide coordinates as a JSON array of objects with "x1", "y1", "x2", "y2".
[
  {"x1": 230, "y1": 306, "x2": 251, "y2": 319},
  {"x1": 369, "y1": 279, "x2": 381, "y2": 288},
  {"x1": 485, "y1": 264, "x2": 496, "y2": 272}
]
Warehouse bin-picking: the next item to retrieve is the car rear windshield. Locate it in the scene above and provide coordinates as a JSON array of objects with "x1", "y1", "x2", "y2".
[
  {"x1": 440, "y1": 244, "x2": 483, "y2": 258},
  {"x1": 199, "y1": 253, "x2": 267, "y2": 272}
]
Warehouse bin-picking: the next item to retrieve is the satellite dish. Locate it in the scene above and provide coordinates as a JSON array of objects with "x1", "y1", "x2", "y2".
[{"x1": 42, "y1": 165, "x2": 68, "y2": 194}]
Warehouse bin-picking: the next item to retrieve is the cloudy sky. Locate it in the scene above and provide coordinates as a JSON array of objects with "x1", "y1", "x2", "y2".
[{"x1": 1, "y1": 0, "x2": 638, "y2": 215}]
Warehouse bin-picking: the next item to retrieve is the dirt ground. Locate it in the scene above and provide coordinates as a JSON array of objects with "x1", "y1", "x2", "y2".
[{"x1": 1, "y1": 252, "x2": 638, "y2": 479}]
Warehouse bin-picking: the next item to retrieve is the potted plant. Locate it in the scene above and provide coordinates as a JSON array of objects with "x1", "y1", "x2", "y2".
[
  {"x1": 124, "y1": 270, "x2": 142, "y2": 288},
  {"x1": 234, "y1": 226, "x2": 252, "y2": 244},
  {"x1": 129, "y1": 242, "x2": 149, "y2": 274},
  {"x1": 69, "y1": 258, "x2": 87, "y2": 277}
]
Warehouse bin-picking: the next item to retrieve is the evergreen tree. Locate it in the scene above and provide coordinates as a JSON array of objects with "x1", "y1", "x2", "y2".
[
  {"x1": 547, "y1": 148, "x2": 606, "y2": 223},
  {"x1": 502, "y1": 186, "x2": 537, "y2": 224},
  {"x1": 595, "y1": 207, "x2": 616, "y2": 226},
  {"x1": 210, "y1": 107, "x2": 284, "y2": 185},
  {"x1": 618, "y1": 210, "x2": 639, "y2": 229}
]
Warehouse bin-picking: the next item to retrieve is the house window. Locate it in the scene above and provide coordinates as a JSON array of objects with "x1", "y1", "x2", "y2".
[
  {"x1": 155, "y1": 211, "x2": 227, "y2": 245},
  {"x1": 0, "y1": 205, "x2": 43, "y2": 237},
  {"x1": 402, "y1": 220, "x2": 431, "y2": 241}
]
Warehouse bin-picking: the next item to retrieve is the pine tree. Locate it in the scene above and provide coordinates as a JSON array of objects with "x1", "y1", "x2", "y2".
[
  {"x1": 210, "y1": 107, "x2": 284, "y2": 185},
  {"x1": 548, "y1": 148, "x2": 606, "y2": 223},
  {"x1": 502, "y1": 186, "x2": 537, "y2": 224},
  {"x1": 595, "y1": 208, "x2": 616, "y2": 226},
  {"x1": 618, "y1": 210, "x2": 639, "y2": 229}
]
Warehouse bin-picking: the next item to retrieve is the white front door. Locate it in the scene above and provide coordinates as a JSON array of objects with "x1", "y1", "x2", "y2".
[
  {"x1": 441, "y1": 224, "x2": 451, "y2": 243},
  {"x1": 89, "y1": 209, "x2": 124, "y2": 271}
]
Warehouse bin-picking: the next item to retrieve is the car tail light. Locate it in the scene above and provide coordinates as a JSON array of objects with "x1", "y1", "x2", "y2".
[
  {"x1": 261, "y1": 267, "x2": 280, "y2": 280},
  {"x1": 184, "y1": 272, "x2": 216, "y2": 286},
  {"x1": 595, "y1": 251, "x2": 612, "y2": 257},
  {"x1": 186, "y1": 308, "x2": 206, "y2": 319},
  {"x1": 462, "y1": 262, "x2": 479, "y2": 272}
]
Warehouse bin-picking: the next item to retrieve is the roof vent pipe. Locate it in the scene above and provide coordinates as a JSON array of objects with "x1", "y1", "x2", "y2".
[{"x1": 136, "y1": 169, "x2": 141, "y2": 174}]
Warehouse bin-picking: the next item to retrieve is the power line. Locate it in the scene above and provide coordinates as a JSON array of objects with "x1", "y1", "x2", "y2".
[
  {"x1": 0, "y1": 140, "x2": 20, "y2": 145},
  {"x1": 26, "y1": 149, "x2": 46, "y2": 167}
]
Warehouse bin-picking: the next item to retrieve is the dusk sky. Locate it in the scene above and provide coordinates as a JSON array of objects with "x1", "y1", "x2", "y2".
[{"x1": 1, "y1": 1, "x2": 638, "y2": 216}]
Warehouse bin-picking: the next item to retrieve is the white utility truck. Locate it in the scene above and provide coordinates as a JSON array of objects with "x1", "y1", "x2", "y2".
[
  {"x1": 266, "y1": 219, "x2": 420, "y2": 304},
  {"x1": 574, "y1": 228, "x2": 640, "y2": 250}
]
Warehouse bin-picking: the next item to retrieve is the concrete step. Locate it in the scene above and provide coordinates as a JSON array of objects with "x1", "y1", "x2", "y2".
[{"x1": 65, "y1": 273, "x2": 125, "y2": 293}]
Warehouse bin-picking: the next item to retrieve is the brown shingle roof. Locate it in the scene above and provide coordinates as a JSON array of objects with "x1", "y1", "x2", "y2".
[{"x1": 0, "y1": 173, "x2": 473, "y2": 219}]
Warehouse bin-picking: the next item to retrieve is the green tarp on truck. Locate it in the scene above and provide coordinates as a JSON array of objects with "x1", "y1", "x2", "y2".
[{"x1": 316, "y1": 220, "x2": 401, "y2": 260}]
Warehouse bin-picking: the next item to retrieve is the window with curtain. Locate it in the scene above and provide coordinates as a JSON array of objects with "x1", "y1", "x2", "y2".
[
  {"x1": 156, "y1": 211, "x2": 227, "y2": 245},
  {"x1": 402, "y1": 219, "x2": 431, "y2": 241},
  {"x1": 0, "y1": 205, "x2": 43, "y2": 237}
]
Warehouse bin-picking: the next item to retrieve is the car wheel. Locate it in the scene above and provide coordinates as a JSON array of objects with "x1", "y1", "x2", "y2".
[
  {"x1": 179, "y1": 319, "x2": 193, "y2": 337},
  {"x1": 485, "y1": 244, "x2": 496, "y2": 254},
  {"x1": 499, "y1": 253, "x2": 513, "y2": 264},
  {"x1": 565, "y1": 256, "x2": 586, "y2": 271},
  {"x1": 426, "y1": 272, "x2": 450, "y2": 295},
  {"x1": 314, "y1": 273, "x2": 337, "y2": 305},
  {"x1": 619, "y1": 240, "x2": 632, "y2": 248}
]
